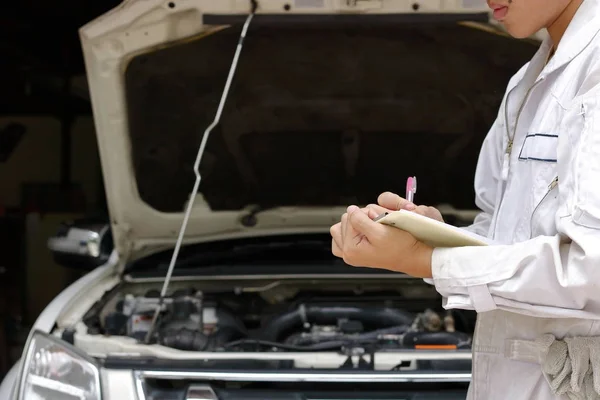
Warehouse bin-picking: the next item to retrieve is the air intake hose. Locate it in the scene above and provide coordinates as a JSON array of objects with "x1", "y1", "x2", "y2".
[{"x1": 261, "y1": 305, "x2": 414, "y2": 342}]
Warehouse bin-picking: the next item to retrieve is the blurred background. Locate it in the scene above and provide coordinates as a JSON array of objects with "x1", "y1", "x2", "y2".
[{"x1": 0, "y1": 0, "x2": 122, "y2": 379}]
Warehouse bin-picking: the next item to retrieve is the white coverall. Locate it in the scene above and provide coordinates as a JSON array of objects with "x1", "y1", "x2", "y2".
[{"x1": 429, "y1": 1, "x2": 600, "y2": 398}]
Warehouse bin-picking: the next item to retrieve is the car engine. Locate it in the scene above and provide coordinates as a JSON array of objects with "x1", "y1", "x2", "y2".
[{"x1": 89, "y1": 287, "x2": 472, "y2": 353}]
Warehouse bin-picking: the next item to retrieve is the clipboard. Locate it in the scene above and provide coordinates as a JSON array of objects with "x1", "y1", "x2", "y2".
[{"x1": 374, "y1": 209, "x2": 494, "y2": 247}]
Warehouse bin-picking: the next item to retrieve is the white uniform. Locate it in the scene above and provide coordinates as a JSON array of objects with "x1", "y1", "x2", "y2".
[{"x1": 430, "y1": 1, "x2": 600, "y2": 398}]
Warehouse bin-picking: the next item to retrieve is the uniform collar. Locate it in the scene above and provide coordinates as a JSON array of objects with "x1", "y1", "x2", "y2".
[
  {"x1": 518, "y1": 38, "x2": 552, "y2": 88},
  {"x1": 543, "y1": 0, "x2": 600, "y2": 77}
]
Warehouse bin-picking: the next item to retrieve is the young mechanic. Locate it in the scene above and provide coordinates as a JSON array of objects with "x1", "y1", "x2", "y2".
[{"x1": 330, "y1": 0, "x2": 600, "y2": 398}]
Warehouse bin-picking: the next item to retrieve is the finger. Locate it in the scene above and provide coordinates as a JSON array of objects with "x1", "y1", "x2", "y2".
[
  {"x1": 360, "y1": 207, "x2": 372, "y2": 215},
  {"x1": 341, "y1": 212, "x2": 348, "y2": 241},
  {"x1": 360, "y1": 206, "x2": 381, "y2": 220},
  {"x1": 331, "y1": 238, "x2": 343, "y2": 257},
  {"x1": 344, "y1": 206, "x2": 367, "y2": 248},
  {"x1": 330, "y1": 222, "x2": 343, "y2": 251},
  {"x1": 367, "y1": 208, "x2": 380, "y2": 220},
  {"x1": 344, "y1": 207, "x2": 370, "y2": 235},
  {"x1": 378, "y1": 192, "x2": 415, "y2": 211},
  {"x1": 366, "y1": 204, "x2": 388, "y2": 218},
  {"x1": 347, "y1": 205, "x2": 386, "y2": 242},
  {"x1": 412, "y1": 205, "x2": 430, "y2": 216},
  {"x1": 411, "y1": 205, "x2": 444, "y2": 222}
]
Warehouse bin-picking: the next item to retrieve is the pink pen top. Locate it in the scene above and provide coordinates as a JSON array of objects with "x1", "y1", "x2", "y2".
[{"x1": 406, "y1": 176, "x2": 417, "y2": 203}]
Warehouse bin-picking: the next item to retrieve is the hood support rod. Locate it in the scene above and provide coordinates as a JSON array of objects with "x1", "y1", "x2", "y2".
[{"x1": 145, "y1": 4, "x2": 257, "y2": 344}]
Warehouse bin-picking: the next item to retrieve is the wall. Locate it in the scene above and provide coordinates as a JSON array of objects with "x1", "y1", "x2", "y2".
[
  {"x1": 0, "y1": 117, "x2": 61, "y2": 207},
  {"x1": 0, "y1": 115, "x2": 102, "y2": 322},
  {"x1": 0, "y1": 116, "x2": 101, "y2": 209}
]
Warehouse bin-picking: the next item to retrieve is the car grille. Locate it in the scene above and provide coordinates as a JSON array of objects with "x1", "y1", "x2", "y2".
[{"x1": 134, "y1": 371, "x2": 470, "y2": 400}]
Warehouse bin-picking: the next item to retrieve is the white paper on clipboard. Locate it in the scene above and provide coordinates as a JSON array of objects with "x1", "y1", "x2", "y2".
[{"x1": 375, "y1": 209, "x2": 496, "y2": 247}]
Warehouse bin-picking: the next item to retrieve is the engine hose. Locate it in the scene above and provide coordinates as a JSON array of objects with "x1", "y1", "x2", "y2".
[
  {"x1": 160, "y1": 328, "x2": 208, "y2": 351},
  {"x1": 285, "y1": 325, "x2": 411, "y2": 346},
  {"x1": 225, "y1": 331, "x2": 471, "y2": 352},
  {"x1": 216, "y1": 307, "x2": 248, "y2": 335},
  {"x1": 223, "y1": 338, "x2": 380, "y2": 352},
  {"x1": 261, "y1": 306, "x2": 414, "y2": 342},
  {"x1": 402, "y1": 331, "x2": 471, "y2": 349},
  {"x1": 208, "y1": 326, "x2": 247, "y2": 350}
]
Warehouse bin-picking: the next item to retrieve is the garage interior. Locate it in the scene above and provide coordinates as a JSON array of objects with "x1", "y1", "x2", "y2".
[{"x1": 0, "y1": 0, "x2": 121, "y2": 379}]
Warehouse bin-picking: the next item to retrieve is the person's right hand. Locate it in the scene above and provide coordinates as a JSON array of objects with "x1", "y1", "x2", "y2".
[{"x1": 366, "y1": 192, "x2": 444, "y2": 223}]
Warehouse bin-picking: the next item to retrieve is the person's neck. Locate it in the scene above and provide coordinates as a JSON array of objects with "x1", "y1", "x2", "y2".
[{"x1": 547, "y1": 0, "x2": 585, "y2": 51}]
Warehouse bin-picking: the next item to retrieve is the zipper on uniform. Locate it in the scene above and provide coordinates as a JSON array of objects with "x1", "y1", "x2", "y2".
[
  {"x1": 493, "y1": 77, "x2": 545, "y2": 239},
  {"x1": 502, "y1": 81, "x2": 542, "y2": 180},
  {"x1": 501, "y1": 140, "x2": 513, "y2": 181},
  {"x1": 502, "y1": 89, "x2": 515, "y2": 182},
  {"x1": 529, "y1": 176, "x2": 558, "y2": 235}
]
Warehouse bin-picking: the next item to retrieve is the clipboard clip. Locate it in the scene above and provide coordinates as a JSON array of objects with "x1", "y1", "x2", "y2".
[{"x1": 373, "y1": 211, "x2": 389, "y2": 222}]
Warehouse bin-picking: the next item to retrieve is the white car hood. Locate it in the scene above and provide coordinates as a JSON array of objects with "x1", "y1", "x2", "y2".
[{"x1": 79, "y1": 0, "x2": 531, "y2": 267}]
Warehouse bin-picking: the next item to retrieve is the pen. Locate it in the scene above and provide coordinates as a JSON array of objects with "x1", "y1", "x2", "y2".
[
  {"x1": 374, "y1": 176, "x2": 417, "y2": 222},
  {"x1": 406, "y1": 176, "x2": 417, "y2": 203}
]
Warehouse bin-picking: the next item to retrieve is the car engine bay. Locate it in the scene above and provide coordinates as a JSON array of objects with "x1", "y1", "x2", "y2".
[{"x1": 79, "y1": 279, "x2": 474, "y2": 356}]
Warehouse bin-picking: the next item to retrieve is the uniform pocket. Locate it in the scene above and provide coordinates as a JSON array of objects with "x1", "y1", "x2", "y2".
[{"x1": 518, "y1": 133, "x2": 558, "y2": 163}]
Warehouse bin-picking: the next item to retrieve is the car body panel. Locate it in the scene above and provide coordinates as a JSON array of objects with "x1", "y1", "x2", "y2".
[
  {"x1": 0, "y1": 362, "x2": 19, "y2": 400},
  {"x1": 0, "y1": 257, "x2": 119, "y2": 399}
]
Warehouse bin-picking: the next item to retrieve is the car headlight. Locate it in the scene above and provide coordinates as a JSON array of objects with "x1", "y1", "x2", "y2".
[{"x1": 18, "y1": 331, "x2": 101, "y2": 400}]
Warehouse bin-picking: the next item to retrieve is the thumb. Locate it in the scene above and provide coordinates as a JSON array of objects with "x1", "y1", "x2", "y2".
[
  {"x1": 348, "y1": 206, "x2": 385, "y2": 240},
  {"x1": 378, "y1": 192, "x2": 415, "y2": 211}
]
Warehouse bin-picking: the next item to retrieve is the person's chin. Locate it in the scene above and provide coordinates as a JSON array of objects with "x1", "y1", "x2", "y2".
[{"x1": 503, "y1": 21, "x2": 537, "y2": 39}]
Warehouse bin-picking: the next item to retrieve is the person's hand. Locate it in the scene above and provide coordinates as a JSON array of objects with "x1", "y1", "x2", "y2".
[
  {"x1": 366, "y1": 192, "x2": 444, "y2": 223},
  {"x1": 330, "y1": 205, "x2": 433, "y2": 278}
]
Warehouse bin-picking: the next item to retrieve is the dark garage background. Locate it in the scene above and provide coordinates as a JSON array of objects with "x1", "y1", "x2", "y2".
[{"x1": 0, "y1": 0, "x2": 121, "y2": 379}]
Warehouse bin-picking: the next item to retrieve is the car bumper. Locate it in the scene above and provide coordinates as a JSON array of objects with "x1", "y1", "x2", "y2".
[{"x1": 0, "y1": 361, "x2": 20, "y2": 400}]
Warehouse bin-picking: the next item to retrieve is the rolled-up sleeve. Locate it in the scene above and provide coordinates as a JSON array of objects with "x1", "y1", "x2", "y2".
[{"x1": 431, "y1": 92, "x2": 600, "y2": 319}]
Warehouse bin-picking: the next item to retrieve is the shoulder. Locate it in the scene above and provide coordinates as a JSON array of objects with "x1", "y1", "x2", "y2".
[{"x1": 572, "y1": 34, "x2": 600, "y2": 101}]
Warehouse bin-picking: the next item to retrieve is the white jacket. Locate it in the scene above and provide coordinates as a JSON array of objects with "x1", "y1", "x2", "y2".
[{"x1": 430, "y1": 1, "x2": 600, "y2": 398}]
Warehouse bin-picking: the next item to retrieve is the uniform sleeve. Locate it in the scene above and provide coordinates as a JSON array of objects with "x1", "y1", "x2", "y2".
[{"x1": 431, "y1": 92, "x2": 600, "y2": 319}]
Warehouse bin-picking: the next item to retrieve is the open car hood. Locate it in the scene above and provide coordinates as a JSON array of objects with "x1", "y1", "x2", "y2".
[{"x1": 79, "y1": 0, "x2": 537, "y2": 267}]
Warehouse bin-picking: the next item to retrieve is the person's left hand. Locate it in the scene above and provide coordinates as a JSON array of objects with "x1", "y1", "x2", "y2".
[{"x1": 330, "y1": 205, "x2": 433, "y2": 278}]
